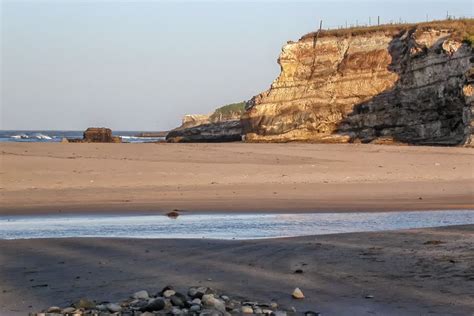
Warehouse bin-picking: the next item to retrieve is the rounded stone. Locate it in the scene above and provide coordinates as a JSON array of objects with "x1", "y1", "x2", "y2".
[
  {"x1": 242, "y1": 306, "x2": 253, "y2": 314},
  {"x1": 202, "y1": 294, "x2": 226, "y2": 313},
  {"x1": 106, "y1": 303, "x2": 122, "y2": 313},
  {"x1": 292, "y1": 288, "x2": 305, "y2": 299},
  {"x1": 141, "y1": 298, "x2": 166, "y2": 312},
  {"x1": 95, "y1": 304, "x2": 108, "y2": 311},
  {"x1": 163, "y1": 289, "x2": 176, "y2": 298},
  {"x1": 220, "y1": 295, "x2": 230, "y2": 301},
  {"x1": 132, "y1": 290, "x2": 149, "y2": 300},
  {"x1": 188, "y1": 286, "x2": 210, "y2": 299},
  {"x1": 170, "y1": 294, "x2": 186, "y2": 308},
  {"x1": 159, "y1": 285, "x2": 174, "y2": 296},
  {"x1": 73, "y1": 298, "x2": 96, "y2": 309},
  {"x1": 46, "y1": 306, "x2": 61, "y2": 313},
  {"x1": 61, "y1": 307, "x2": 76, "y2": 313},
  {"x1": 190, "y1": 304, "x2": 201, "y2": 312}
]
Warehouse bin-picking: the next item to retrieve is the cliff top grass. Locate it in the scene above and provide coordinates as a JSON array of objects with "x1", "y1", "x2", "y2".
[
  {"x1": 301, "y1": 18, "x2": 474, "y2": 45},
  {"x1": 210, "y1": 102, "x2": 246, "y2": 121}
]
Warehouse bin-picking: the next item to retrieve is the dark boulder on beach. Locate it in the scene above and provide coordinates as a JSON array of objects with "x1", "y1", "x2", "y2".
[
  {"x1": 68, "y1": 127, "x2": 121, "y2": 143},
  {"x1": 83, "y1": 128, "x2": 119, "y2": 143}
]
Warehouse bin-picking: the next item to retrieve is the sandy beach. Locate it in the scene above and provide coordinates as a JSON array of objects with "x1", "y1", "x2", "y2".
[
  {"x1": 0, "y1": 225, "x2": 473, "y2": 315},
  {"x1": 1, "y1": 142, "x2": 473, "y2": 315},
  {"x1": 1, "y1": 142, "x2": 473, "y2": 214}
]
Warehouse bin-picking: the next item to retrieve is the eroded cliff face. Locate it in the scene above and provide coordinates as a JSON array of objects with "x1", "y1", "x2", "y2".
[
  {"x1": 243, "y1": 22, "x2": 473, "y2": 145},
  {"x1": 167, "y1": 106, "x2": 244, "y2": 143}
]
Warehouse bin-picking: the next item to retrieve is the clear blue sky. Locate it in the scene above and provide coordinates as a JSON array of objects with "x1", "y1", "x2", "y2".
[{"x1": 1, "y1": 0, "x2": 472, "y2": 131}]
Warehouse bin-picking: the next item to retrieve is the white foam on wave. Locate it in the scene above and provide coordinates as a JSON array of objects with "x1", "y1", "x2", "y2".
[
  {"x1": 33, "y1": 133, "x2": 52, "y2": 140},
  {"x1": 11, "y1": 134, "x2": 29, "y2": 139}
]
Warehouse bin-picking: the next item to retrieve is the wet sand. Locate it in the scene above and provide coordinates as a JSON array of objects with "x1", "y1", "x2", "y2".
[
  {"x1": 0, "y1": 225, "x2": 473, "y2": 315},
  {"x1": 1, "y1": 142, "x2": 473, "y2": 214}
]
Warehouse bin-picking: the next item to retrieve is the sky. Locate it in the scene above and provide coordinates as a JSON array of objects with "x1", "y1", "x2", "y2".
[{"x1": 1, "y1": 0, "x2": 472, "y2": 131}]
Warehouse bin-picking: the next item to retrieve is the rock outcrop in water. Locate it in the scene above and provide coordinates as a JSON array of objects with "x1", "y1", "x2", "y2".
[
  {"x1": 243, "y1": 20, "x2": 474, "y2": 146},
  {"x1": 68, "y1": 128, "x2": 121, "y2": 143}
]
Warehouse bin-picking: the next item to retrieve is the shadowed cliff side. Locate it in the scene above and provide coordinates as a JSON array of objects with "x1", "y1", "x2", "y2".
[
  {"x1": 243, "y1": 19, "x2": 473, "y2": 146},
  {"x1": 167, "y1": 102, "x2": 245, "y2": 142}
]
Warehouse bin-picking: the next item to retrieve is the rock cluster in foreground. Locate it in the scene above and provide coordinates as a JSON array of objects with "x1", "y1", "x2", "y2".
[{"x1": 33, "y1": 286, "x2": 317, "y2": 316}]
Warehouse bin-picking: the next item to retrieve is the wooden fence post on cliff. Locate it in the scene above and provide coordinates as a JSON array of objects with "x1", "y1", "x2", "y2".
[{"x1": 313, "y1": 20, "x2": 323, "y2": 48}]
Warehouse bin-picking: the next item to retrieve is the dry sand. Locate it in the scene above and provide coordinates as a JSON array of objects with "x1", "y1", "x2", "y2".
[
  {"x1": 1, "y1": 142, "x2": 473, "y2": 214},
  {"x1": 0, "y1": 225, "x2": 473, "y2": 315},
  {"x1": 1, "y1": 142, "x2": 473, "y2": 315}
]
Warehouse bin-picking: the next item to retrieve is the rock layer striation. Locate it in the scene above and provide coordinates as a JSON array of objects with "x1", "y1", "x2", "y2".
[{"x1": 243, "y1": 20, "x2": 474, "y2": 145}]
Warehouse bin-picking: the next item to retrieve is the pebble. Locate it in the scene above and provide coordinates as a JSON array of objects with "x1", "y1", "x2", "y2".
[
  {"x1": 220, "y1": 295, "x2": 229, "y2": 301},
  {"x1": 292, "y1": 287, "x2": 305, "y2": 299},
  {"x1": 305, "y1": 311, "x2": 321, "y2": 316},
  {"x1": 189, "y1": 304, "x2": 201, "y2": 312},
  {"x1": 61, "y1": 307, "x2": 75, "y2": 313},
  {"x1": 141, "y1": 298, "x2": 165, "y2": 312},
  {"x1": 170, "y1": 294, "x2": 186, "y2": 307},
  {"x1": 191, "y1": 298, "x2": 202, "y2": 305},
  {"x1": 272, "y1": 312, "x2": 288, "y2": 316},
  {"x1": 163, "y1": 289, "x2": 176, "y2": 298},
  {"x1": 106, "y1": 303, "x2": 122, "y2": 313},
  {"x1": 241, "y1": 306, "x2": 254, "y2": 314},
  {"x1": 365, "y1": 294, "x2": 374, "y2": 299},
  {"x1": 202, "y1": 294, "x2": 226, "y2": 313},
  {"x1": 132, "y1": 290, "x2": 149, "y2": 300},
  {"x1": 47, "y1": 306, "x2": 61, "y2": 313},
  {"x1": 95, "y1": 304, "x2": 108, "y2": 311},
  {"x1": 160, "y1": 285, "x2": 174, "y2": 294},
  {"x1": 73, "y1": 298, "x2": 95, "y2": 309},
  {"x1": 188, "y1": 286, "x2": 213, "y2": 299}
]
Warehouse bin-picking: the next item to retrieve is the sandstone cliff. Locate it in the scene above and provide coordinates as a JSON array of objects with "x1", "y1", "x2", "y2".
[{"x1": 243, "y1": 20, "x2": 474, "y2": 145}]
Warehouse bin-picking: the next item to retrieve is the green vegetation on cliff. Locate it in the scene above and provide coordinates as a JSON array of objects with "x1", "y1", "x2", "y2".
[{"x1": 210, "y1": 102, "x2": 246, "y2": 121}]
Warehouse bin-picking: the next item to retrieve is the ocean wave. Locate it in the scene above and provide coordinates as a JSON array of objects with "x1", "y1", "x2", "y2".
[
  {"x1": 11, "y1": 134, "x2": 29, "y2": 139},
  {"x1": 10, "y1": 133, "x2": 53, "y2": 140},
  {"x1": 32, "y1": 133, "x2": 52, "y2": 140}
]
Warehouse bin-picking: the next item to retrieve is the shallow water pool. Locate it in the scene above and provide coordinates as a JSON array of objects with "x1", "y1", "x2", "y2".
[{"x1": 0, "y1": 210, "x2": 473, "y2": 240}]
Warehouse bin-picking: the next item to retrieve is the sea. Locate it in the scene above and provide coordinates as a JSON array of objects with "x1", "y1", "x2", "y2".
[{"x1": 0, "y1": 130, "x2": 165, "y2": 143}]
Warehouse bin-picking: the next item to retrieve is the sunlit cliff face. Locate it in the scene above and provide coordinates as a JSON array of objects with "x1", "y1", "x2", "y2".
[{"x1": 243, "y1": 22, "x2": 473, "y2": 146}]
